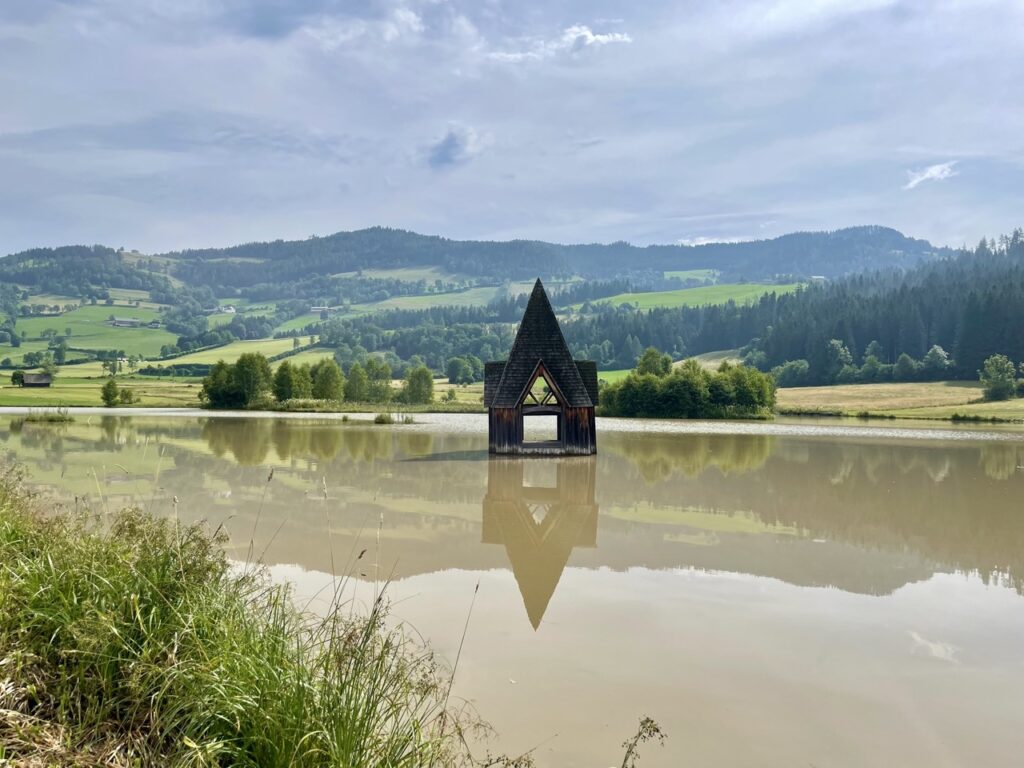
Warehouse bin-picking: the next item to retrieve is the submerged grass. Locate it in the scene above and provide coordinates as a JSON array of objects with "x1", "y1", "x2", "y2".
[
  {"x1": 23, "y1": 406, "x2": 74, "y2": 423},
  {"x1": 0, "y1": 464, "x2": 476, "y2": 767}
]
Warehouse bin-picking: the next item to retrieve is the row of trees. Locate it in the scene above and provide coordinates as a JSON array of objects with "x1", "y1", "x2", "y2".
[
  {"x1": 743, "y1": 230, "x2": 1024, "y2": 382},
  {"x1": 599, "y1": 348, "x2": 776, "y2": 419},
  {"x1": 199, "y1": 353, "x2": 434, "y2": 409},
  {"x1": 769, "y1": 341, "x2": 954, "y2": 387}
]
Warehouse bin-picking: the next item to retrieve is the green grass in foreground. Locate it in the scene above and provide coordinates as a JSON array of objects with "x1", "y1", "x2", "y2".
[
  {"x1": 0, "y1": 465, "x2": 471, "y2": 766},
  {"x1": 585, "y1": 282, "x2": 801, "y2": 310},
  {"x1": 0, "y1": 467, "x2": 664, "y2": 766}
]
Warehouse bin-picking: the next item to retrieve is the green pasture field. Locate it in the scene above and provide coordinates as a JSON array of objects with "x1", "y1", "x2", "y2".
[
  {"x1": 164, "y1": 338, "x2": 298, "y2": 366},
  {"x1": 105, "y1": 288, "x2": 162, "y2": 308},
  {"x1": 0, "y1": 340, "x2": 55, "y2": 367},
  {"x1": 351, "y1": 286, "x2": 502, "y2": 313},
  {"x1": 273, "y1": 314, "x2": 325, "y2": 334},
  {"x1": 586, "y1": 283, "x2": 801, "y2": 310},
  {"x1": 0, "y1": 376, "x2": 202, "y2": 408},
  {"x1": 596, "y1": 368, "x2": 632, "y2": 384},
  {"x1": 207, "y1": 313, "x2": 238, "y2": 329},
  {"x1": 434, "y1": 379, "x2": 485, "y2": 406},
  {"x1": 776, "y1": 381, "x2": 981, "y2": 415},
  {"x1": 9, "y1": 305, "x2": 176, "y2": 358},
  {"x1": 22, "y1": 293, "x2": 81, "y2": 308},
  {"x1": 773, "y1": 381, "x2": 1024, "y2": 421}
]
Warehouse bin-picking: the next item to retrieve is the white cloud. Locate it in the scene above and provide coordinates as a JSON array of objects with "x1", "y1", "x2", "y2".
[
  {"x1": 756, "y1": 0, "x2": 898, "y2": 32},
  {"x1": 904, "y1": 161, "x2": 959, "y2": 190},
  {"x1": 300, "y1": 5, "x2": 424, "y2": 50},
  {"x1": 381, "y1": 7, "x2": 424, "y2": 42},
  {"x1": 488, "y1": 24, "x2": 632, "y2": 63}
]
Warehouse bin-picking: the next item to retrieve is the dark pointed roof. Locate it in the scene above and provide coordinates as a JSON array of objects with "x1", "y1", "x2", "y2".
[{"x1": 490, "y1": 279, "x2": 592, "y2": 408}]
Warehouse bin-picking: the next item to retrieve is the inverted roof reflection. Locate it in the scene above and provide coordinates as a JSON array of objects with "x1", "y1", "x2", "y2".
[{"x1": 482, "y1": 458, "x2": 598, "y2": 629}]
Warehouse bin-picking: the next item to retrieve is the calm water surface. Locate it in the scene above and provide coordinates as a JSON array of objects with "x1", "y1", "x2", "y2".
[{"x1": 5, "y1": 412, "x2": 1024, "y2": 766}]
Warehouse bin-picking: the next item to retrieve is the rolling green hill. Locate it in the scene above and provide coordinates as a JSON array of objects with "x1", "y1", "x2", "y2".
[
  {"x1": 0, "y1": 225, "x2": 957, "y2": 380},
  {"x1": 588, "y1": 283, "x2": 801, "y2": 310}
]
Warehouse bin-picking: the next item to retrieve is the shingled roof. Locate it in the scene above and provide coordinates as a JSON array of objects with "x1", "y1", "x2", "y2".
[{"x1": 489, "y1": 279, "x2": 593, "y2": 408}]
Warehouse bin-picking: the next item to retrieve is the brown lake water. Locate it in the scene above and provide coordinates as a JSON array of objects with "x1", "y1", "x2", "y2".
[{"x1": 4, "y1": 412, "x2": 1024, "y2": 766}]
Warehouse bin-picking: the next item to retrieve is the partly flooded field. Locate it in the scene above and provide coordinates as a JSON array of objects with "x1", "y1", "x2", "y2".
[{"x1": 5, "y1": 412, "x2": 1024, "y2": 766}]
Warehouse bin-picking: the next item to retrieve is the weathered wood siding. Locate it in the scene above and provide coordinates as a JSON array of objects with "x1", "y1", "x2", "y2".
[
  {"x1": 489, "y1": 406, "x2": 523, "y2": 454},
  {"x1": 488, "y1": 405, "x2": 596, "y2": 455},
  {"x1": 561, "y1": 406, "x2": 597, "y2": 455}
]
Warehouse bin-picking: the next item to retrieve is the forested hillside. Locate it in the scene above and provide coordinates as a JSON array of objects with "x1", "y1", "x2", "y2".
[
  {"x1": 0, "y1": 245, "x2": 174, "y2": 298},
  {"x1": 0, "y1": 226, "x2": 947, "y2": 301},
  {"x1": 162, "y1": 225, "x2": 945, "y2": 288},
  {"x1": 305, "y1": 231, "x2": 1023, "y2": 378},
  {"x1": 4, "y1": 225, "x2": 1013, "y2": 388},
  {"x1": 741, "y1": 231, "x2": 1024, "y2": 381}
]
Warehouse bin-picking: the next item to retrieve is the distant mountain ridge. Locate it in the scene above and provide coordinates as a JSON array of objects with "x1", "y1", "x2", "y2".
[
  {"x1": 161, "y1": 224, "x2": 950, "y2": 283},
  {"x1": 0, "y1": 225, "x2": 952, "y2": 298}
]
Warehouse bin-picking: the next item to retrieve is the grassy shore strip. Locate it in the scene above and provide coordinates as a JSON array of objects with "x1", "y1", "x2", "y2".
[
  {"x1": 776, "y1": 381, "x2": 1024, "y2": 423},
  {"x1": 0, "y1": 465, "x2": 481, "y2": 767},
  {"x1": 0, "y1": 376, "x2": 487, "y2": 411}
]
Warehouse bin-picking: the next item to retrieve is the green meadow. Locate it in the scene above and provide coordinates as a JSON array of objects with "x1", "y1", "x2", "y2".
[
  {"x1": 274, "y1": 313, "x2": 325, "y2": 333},
  {"x1": 160, "y1": 338, "x2": 299, "y2": 366},
  {"x1": 589, "y1": 283, "x2": 802, "y2": 310},
  {"x1": 351, "y1": 285, "x2": 503, "y2": 313},
  {"x1": 3, "y1": 305, "x2": 178, "y2": 359},
  {"x1": 0, "y1": 376, "x2": 201, "y2": 407}
]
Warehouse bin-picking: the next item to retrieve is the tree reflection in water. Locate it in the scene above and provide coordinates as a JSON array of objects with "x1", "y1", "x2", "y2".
[{"x1": 7, "y1": 415, "x2": 1024, "y2": 597}]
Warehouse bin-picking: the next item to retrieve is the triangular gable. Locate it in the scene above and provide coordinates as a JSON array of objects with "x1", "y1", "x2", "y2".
[
  {"x1": 491, "y1": 279, "x2": 592, "y2": 408},
  {"x1": 522, "y1": 361, "x2": 566, "y2": 406}
]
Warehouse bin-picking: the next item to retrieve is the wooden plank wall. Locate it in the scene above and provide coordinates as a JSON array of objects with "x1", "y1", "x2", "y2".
[{"x1": 489, "y1": 405, "x2": 596, "y2": 455}]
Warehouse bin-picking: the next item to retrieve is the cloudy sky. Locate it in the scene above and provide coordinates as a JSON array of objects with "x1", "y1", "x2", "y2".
[{"x1": 1, "y1": 0, "x2": 1022, "y2": 254}]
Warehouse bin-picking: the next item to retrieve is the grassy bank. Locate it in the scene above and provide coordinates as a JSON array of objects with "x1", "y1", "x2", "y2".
[
  {"x1": 0, "y1": 376, "x2": 202, "y2": 407},
  {"x1": 0, "y1": 376, "x2": 487, "y2": 413},
  {"x1": 776, "y1": 380, "x2": 1024, "y2": 422},
  {"x1": 0, "y1": 466, "x2": 474, "y2": 766}
]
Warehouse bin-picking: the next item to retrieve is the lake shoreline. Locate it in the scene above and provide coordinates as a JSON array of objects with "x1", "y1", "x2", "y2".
[{"x1": 6, "y1": 405, "x2": 1024, "y2": 442}]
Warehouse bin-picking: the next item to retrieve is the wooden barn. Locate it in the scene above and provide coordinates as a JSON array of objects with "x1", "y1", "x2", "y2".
[
  {"x1": 484, "y1": 279, "x2": 598, "y2": 455},
  {"x1": 21, "y1": 373, "x2": 52, "y2": 388}
]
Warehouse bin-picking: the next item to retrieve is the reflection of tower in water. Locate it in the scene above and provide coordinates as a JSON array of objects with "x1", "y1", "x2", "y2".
[{"x1": 482, "y1": 458, "x2": 598, "y2": 629}]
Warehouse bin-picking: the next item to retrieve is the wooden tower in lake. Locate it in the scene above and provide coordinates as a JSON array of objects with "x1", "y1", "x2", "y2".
[{"x1": 485, "y1": 279, "x2": 598, "y2": 455}]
